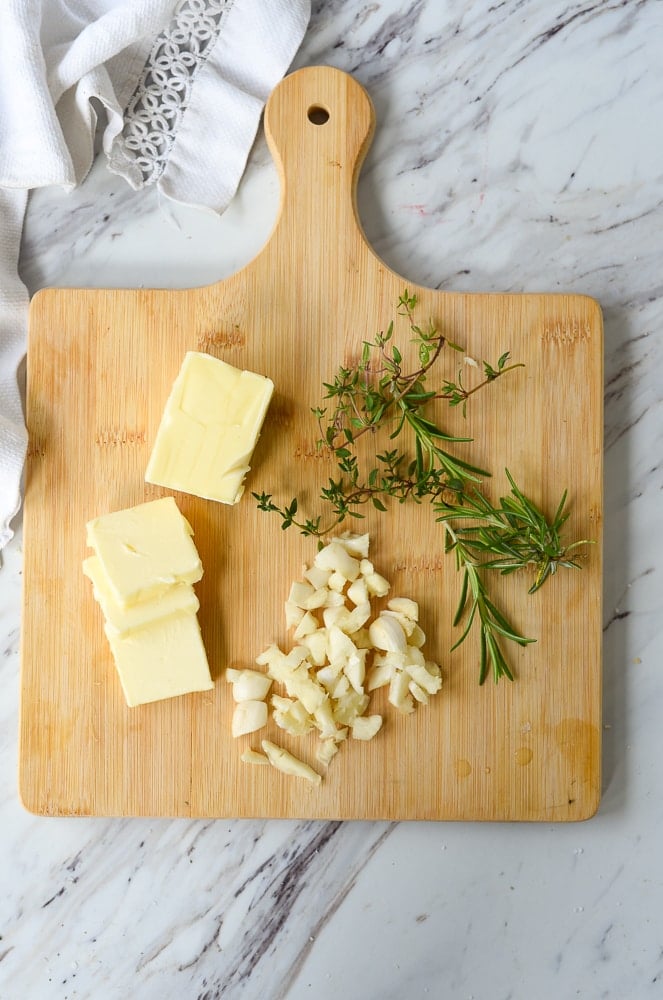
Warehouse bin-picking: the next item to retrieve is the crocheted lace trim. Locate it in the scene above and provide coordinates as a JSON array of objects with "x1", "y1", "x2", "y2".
[{"x1": 115, "y1": 0, "x2": 233, "y2": 185}]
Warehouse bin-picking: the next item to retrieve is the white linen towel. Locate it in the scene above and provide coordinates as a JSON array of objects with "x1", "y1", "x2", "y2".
[{"x1": 0, "y1": 0, "x2": 310, "y2": 549}]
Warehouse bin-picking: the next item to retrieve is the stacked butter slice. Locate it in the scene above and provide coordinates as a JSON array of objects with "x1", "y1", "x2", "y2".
[{"x1": 83, "y1": 496, "x2": 213, "y2": 707}]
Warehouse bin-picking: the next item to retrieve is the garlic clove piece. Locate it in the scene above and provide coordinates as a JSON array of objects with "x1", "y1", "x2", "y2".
[{"x1": 261, "y1": 740, "x2": 322, "y2": 785}]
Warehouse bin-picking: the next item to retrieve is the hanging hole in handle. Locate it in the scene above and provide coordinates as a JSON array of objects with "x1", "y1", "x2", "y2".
[{"x1": 307, "y1": 104, "x2": 330, "y2": 126}]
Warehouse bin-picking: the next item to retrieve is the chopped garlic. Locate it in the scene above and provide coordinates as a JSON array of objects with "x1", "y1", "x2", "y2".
[
  {"x1": 316, "y1": 661, "x2": 343, "y2": 688},
  {"x1": 363, "y1": 571, "x2": 390, "y2": 597},
  {"x1": 227, "y1": 668, "x2": 272, "y2": 703},
  {"x1": 241, "y1": 749, "x2": 269, "y2": 765},
  {"x1": 304, "y1": 587, "x2": 329, "y2": 610},
  {"x1": 313, "y1": 699, "x2": 339, "y2": 739},
  {"x1": 271, "y1": 695, "x2": 314, "y2": 736},
  {"x1": 249, "y1": 533, "x2": 443, "y2": 785},
  {"x1": 353, "y1": 627, "x2": 373, "y2": 649},
  {"x1": 327, "y1": 570, "x2": 347, "y2": 593},
  {"x1": 314, "y1": 540, "x2": 361, "y2": 580},
  {"x1": 382, "y1": 608, "x2": 417, "y2": 637},
  {"x1": 285, "y1": 601, "x2": 305, "y2": 629},
  {"x1": 326, "y1": 624, "x2": 356, "y2": 665},
  {"x1": 408, "y1": 680, "x2": 429, "y2": 704},
  {"x1": 409, "y1": 623, "x2": 427, "y2": 648},
  {"x1": 323, "y1": 602, "x2": 370, "y2": 635},
  {"x1": 257, "y1": 644, "x2": 309, "y2": 682},
  {"x1": 347, "y1": 577, "x2": 369, "y2": 607},
  {"x1": 232, "y1": 700, "x2": 268, "y2": 737},
  {"x1": 303, "y1": 565, "x2": 331, "y2": 589},
  {"x1": 293, "y1": 610, "x2": 318, "y2": 639},
  {"x1": 404, "y1": 645, "x2": 426, "y2": 669},
  {"x1": 366, "y1": 660, "x2": 393, "y2": 691},
  {"x1": 323, "y1": 589, "x2": 346, "y2": 608},
  {"x1": 374, "y1": 650, "x2": 407, "y2": 671},
  {"x1": 388, "y1": 670, "x2": 415, "y2": 714},
  {"x1": 336, "y1": 532, "x2": 370, "y2": 558},
  {"x1": 300, "y1": 628, "x2": 328, "y2": 666},
  {"x1": 351, "y1": 714, "x2": 383, "y2": 740},
  {"x1": 284, "y1": 669, "x2": 327, "y2": 714},
  {"x1": 406, "y1": 660, "x2": 443, "y2": 695},
  {"x1": 345, "y1": 602, "x2": 372, "y2": 633},
  {"x1": 288, "y1": 580, "x2": 315, "y2": 609},
  {"x1": 333, "y1": 690, "x2": 369, "y2": 725},
  {"x1": 331, "y1": 673, "x2": 350, "y2": 700},
  {"x1": 387, "y1": 597, "x2": 419, "y2": 620},
  {"x1": 343, "y1": 649, "x2": 367, "y2": 693},
  {"x1": 369, "y1": 614, "x2": 408, "y2": 653},
  {"x1": 316, "y1": 739, "x2": 340, "y2": 765},
  {"x1": 261, "y1": 740, "x2": 322, "y2": 786}
]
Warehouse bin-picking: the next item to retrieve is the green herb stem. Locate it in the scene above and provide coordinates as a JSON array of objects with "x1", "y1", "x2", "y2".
[{"x1": 253, "y1": 291, "x2": 591, "y2": 684}]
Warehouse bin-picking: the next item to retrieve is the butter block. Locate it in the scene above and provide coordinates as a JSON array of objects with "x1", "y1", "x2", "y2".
[
  {"x1": 83, "y1": 555, "x2": 199, "y2": 637},
  {"x1": 86, "y1": 496, "x2": 202, "y2": 608},
  {"x1": 107, "y1": 612, "x2": 213, "y2": 707},
  {"x1": 145, "y1": 351, "x2": 274, "y2": 504}
]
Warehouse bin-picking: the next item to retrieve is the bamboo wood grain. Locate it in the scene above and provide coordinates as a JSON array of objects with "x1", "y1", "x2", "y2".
[{"x1": 19, "y1": 66, "x2": 603, "y2": 821}]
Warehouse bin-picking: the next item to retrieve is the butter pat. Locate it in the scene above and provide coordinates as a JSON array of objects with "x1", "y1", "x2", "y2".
[
  {"x1": 86, "y1": 496, "x2": 202, "y2": 608},
  {"x1": 84, "y1": 497, "x2": 213, "y2": 707},
  {"x1": 107, "y1": 613, "x2": 213, "y2": 708},
  {"x1": 145, "y1": 351, "x2": 274, "y2": 504},
  {"x1": 82, "y1": 555, "x2": 198, "y2": 637}
]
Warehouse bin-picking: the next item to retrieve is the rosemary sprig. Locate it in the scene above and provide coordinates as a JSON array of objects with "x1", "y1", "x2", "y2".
[
  {"x1": 253, "y1": 292, "x2": 590, "y2": 684},
  {"x1": 445, "y1": 524, "x2": 534, "y2": 684},
  {"x1": 437, "y1": 472, "x2": 593, "y2": 682},
  {"x1": 435, "y1": 470, "x2": 593, "y2": 594}
]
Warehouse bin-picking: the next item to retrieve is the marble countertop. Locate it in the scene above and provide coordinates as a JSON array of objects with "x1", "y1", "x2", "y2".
[{"x1": 2, "y1": 2, "x2": 662, "y2": 997}]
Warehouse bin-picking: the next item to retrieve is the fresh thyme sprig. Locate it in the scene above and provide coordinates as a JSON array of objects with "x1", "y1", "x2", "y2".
[
  {"x1": 258, "y1": 290, "x2": 521, "y2": 536},
  {"x1": 255, "y1": 449, "x2": 454, "y2": 536},
  {"x1": 253, "y1": 292, "x2": 591, "y2": 684},
  {"x1": 315, "y1": 291, "x2": 522, "y2": 480}
]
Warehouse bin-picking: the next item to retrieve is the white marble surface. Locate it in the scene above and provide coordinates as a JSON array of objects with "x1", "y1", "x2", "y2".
[{"x1": 2, "y1": 1, "x2": 663, "y2": 997}]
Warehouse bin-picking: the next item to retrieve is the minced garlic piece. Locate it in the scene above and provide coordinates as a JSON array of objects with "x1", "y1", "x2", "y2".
[{"x1": 261, "y1": 740, "x2": 322, "y2": 786}]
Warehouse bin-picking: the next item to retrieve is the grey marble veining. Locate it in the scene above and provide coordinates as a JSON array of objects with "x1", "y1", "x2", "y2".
[{"x1": 3, "y1": 1, "x2": 663, "y2": 998}]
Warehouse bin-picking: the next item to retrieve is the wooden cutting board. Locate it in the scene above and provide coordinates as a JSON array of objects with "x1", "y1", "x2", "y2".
[{"x1": 19, "y1": 66, "x2": 603, "y2": 821}]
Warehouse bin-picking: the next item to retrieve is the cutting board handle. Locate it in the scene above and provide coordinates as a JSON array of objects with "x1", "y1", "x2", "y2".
[{"x1": 263, "y1": 66, "x2": 376, "y2": 244}]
